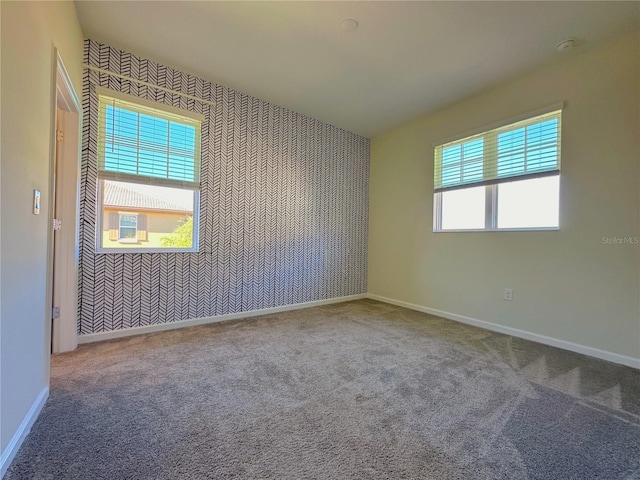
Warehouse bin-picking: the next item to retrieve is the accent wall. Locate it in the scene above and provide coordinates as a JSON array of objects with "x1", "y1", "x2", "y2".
[{"x1": 79, "y1": 40, "x2": 369, "y2": 335}]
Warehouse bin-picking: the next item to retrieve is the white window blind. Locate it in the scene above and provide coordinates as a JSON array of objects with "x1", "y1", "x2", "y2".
[
  {"x1": 97, "y1": 92, "x2": 202, "y2": 189},
  {"x1": 434, "y1": 110, "x2": 562, "y2": 192}
]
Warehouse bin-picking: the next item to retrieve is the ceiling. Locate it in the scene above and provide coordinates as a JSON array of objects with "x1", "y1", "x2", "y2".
[{"x1": 75, "y1": 1, "x2": 639, "y2": 138}]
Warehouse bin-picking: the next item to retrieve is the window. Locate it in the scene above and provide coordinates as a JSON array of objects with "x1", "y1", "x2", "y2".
[
  {"x1": 433, "y1": 107, "x2": 562, "y2": 232},
  {"x1": 96, "y1": 88, "x2": 202, "y2": 252},
  {"x1": 118, "y1": 213, "x2": 138, "y2": 242}
]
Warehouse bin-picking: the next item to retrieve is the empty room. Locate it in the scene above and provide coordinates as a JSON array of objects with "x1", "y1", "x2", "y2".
[{"x1": 1, "y1": 1, "x2": 639, "y2": 478}]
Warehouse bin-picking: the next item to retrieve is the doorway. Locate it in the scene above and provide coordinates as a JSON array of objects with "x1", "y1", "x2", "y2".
[{"x1": 50, "y1": 52, "x2": 81, "y2": 353}]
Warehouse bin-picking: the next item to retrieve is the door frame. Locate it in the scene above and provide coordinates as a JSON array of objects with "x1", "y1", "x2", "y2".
[{"x1": 47, "y1": 49, "x2": 81, "y2": 354}]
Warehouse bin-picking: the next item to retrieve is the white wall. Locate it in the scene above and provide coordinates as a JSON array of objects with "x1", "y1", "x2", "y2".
[
  {"x1": 368, "y1": 31, "x2": 640, "y2": 363},
  {"x1": 1, "y1": 0, "x2": 83, "y2": 465}
]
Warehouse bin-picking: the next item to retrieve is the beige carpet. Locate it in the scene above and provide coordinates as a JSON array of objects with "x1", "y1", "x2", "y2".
[{"x1": 6, "y1": 299, "x2": 640, "y2": 479}]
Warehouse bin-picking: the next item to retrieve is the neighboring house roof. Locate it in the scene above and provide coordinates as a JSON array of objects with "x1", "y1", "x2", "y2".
[{"x1": 103, "y1": 181, "x2": 193, "y2": 213}]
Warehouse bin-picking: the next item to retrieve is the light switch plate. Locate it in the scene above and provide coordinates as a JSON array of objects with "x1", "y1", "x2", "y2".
[{"x1": 33, "y1": 189, "x2": 41, "y2": 215}]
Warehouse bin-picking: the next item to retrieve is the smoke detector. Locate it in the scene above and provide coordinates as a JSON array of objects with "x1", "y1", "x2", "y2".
[
  {"x1": 556, "y1": 37, "x2": 578, "y2": 52},
  {"x1": 341, "y1": 19, "x2": 359, "y2": 32}
]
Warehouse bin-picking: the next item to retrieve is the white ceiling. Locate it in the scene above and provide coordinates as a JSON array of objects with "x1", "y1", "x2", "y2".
[{"x1": 75, "y1": 1, "x2": 639, "y2": 138}]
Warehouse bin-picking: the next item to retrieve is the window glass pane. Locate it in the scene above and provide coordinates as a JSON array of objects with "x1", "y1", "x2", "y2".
[
  {"x1": 497, "y1": 176, "x2": 559, "y2": 229},
  {"x1": 99, "y1": 99, "x2": 198, "y2": 184},
  {"x1": 462, "y1": 160, "x2": 483, "y2": 183},
  {"x1": 526, "y1": 146, "x2": 557, "y2": 172},
  {"x1": 442, "y1": 165, "x2": 461, "y2": 187},
  {"x1": 442, "y1": 144, "x2": 461, "y2": 166},
  {"x1": 527, "y1": 119, "x2": 557, "y2": 149},
  {"x1": 120, "y1": 228, "x2": 137, "y2": 239},
  {"x1": 101, "y1": 180, "x2": 196, "y2": 250},
  {"x1": 119, "y1": 215, "x2": 137, "y2": 227},
  {"x1": 498, "y1": 127, "x2": 525, "y2": 177},
  {"x1": 462, "y1": 138, "x2": 483, "y2": 161},
  {"x1": 169, "y1": 154, "x2": 193, "y2": 182},
  {"x1": 105, "y1": 145, "x2": 138, "y2": 175},
  {"x1": 441, "y1": 186, "x2": 485, "y2": 230},
  {"x1": 497, "y1": 119, "x2": 559, "y2": 179},
  {"x1": 441, "y1": 139, "x2": 484, "y2": 188}
]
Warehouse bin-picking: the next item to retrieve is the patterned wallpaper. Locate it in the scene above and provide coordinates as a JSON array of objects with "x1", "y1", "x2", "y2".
[{"x1": 79, "y1": 39, "x2": 369, "y2": 335}]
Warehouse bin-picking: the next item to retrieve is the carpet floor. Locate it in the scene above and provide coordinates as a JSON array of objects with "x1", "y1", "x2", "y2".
[{"x1": 5, "y1": 299, "x2": 640, "y2": 479}]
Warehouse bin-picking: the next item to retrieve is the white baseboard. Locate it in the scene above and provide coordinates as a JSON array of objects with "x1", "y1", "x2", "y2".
[
  {"x1": 79, "y1": 294, "x2": 368, "y2": 344},
  {"x1": 1, "y1": 387, "x2": 49, "y2": 478},
  {"x1": 366, "y1": 293, "x2": 640, "y2": 369}
]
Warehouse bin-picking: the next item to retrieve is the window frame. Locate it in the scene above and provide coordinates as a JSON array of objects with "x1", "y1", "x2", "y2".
[
  {"x1": 433, "y1": 104, "x2": 563, "y2": 233},
  {"x1": 94, "y1": 87, "x2": 203, "y2": 253}
]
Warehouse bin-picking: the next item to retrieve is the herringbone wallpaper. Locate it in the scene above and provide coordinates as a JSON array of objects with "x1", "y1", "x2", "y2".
[{"x1": 79, "y1": 40, "x2": 369, "y2": 335}]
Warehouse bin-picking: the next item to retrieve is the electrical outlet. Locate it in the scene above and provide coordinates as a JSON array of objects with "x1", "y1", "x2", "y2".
[{"x1": 503, "y1": 288, "x2": 513, "y2": 301}]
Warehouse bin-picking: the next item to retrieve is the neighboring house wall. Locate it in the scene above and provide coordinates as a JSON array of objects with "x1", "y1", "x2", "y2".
[
  {"x1": 368, "y1": 31, "x2": 640, "y2": 361},
  {"x1": 102, "y1": 208, "x2": 190, "y2": 248},
  {"x1": 80, "y1": 39, "x2": 370, "y2": 334},
  {"x1": 145, "y1": 212, "x2": 189, "y2": 236},
  {"x1": 0, "y1": 0, "x2": 84, "y2": 466}
]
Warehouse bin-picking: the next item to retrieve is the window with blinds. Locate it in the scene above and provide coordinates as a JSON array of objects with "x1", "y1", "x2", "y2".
[
  {"x1": 97, "y1": 92, "x2": 201, "y2": 188},
  {"x1": 96, "y1": 89, "x2": 202, "y2": 252},
  {"x1": 433, "y1": 107, "x2": 562, "y2": 232}
]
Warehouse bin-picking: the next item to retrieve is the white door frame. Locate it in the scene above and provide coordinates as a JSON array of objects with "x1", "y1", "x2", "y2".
[{"x1": 49, "y1": 50, "x2": 81, "y2": 353}]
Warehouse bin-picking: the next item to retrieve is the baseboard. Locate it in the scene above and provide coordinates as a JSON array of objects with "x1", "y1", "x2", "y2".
[
  {"x1": 79, "y1": 294, "x2": 368, "y2": 344},
  {"x1": 366, "y1": 293, "x2": 640, "y2": 369},
  {"x1": 1, "y1": 387, "x2": 49, "y2": 478}
]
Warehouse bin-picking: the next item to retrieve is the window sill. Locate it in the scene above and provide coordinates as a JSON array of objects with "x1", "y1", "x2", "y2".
[
  {"x1": 95, "y1": 247, "x2": 199, "y2": 254},
  {"x1": 433, "y1": 227, "x2": 560, "y2": 233}
]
